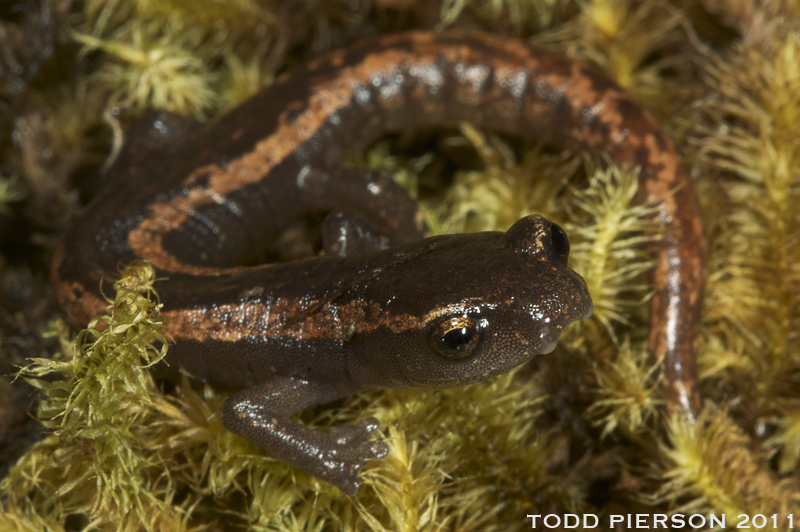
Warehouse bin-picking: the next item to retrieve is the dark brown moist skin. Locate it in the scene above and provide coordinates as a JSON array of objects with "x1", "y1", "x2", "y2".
[{"x1": 52, "y1": 31, "x2": 704, "y2": 493}]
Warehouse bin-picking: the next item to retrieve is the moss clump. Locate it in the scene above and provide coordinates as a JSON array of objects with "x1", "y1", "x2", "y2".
[
  {"x1": 588, "y1": 339, "x2": 663, "y2": 439},
  {"x1": 692, "y1": 34, "x2": 800, "y2": 452},
  {"x1": 73, "y1": 0, "x2": 292, "y2": 120},
  {"x1": 432, "y1": 123, "x2": 578, "y2": 234},
  {"x1": 654, "y1": 408, "x2": 796, "y2": 530},
  {"x1": 1, "y1": 265, "x2": 179, "y2": 531}
]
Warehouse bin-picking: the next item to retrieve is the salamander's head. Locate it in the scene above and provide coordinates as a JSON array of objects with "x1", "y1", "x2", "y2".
[{"x1": 355, "y1": 214, "x2": 593, "y2": 389}]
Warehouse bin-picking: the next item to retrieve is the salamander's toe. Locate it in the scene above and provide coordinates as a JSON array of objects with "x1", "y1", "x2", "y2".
[{"x1": 324, "y1": 422, "x2": 388, "y2": 495}]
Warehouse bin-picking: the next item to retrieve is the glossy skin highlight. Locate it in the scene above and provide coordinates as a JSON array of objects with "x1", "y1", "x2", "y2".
[{"x1": 52, "y1": 31, "x2": 704, "y2": 493}]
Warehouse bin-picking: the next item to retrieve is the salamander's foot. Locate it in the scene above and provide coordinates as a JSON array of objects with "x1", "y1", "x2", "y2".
[
  {"x1": 220, "y1": 380, "x2": 389, "y2": 495},
  {"x1": 324, "y1": 417, "x2": 389, "y2": 495}
]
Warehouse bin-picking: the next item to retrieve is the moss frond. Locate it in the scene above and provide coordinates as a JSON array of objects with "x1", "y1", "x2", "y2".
[
  {"x1": 696, "y1": 323, "x2": 755, "y2": 381},
  {"x1": 0, "y1": 175, "x2": 26, "y2": 214},
  {"x1": 402, "y1": 363, "x2": 603, "y2": 526},
  {"x1": 357, "y1": 426, "x2": 448, "y2": 532},
  {"x1": 537, "y1": 0, "x2": 694, "y2": 116},
  {"x1": 439, "y1": 0, "x2": 570, "y2": 32},
  {"x1": 581, "y1": 0, "x2": 685, "y2": 90},
  {"x1": 76, "y1": 0, "x2": 295, "y2": 123},
  {"x1": 562, "y1": 162, "x2": 659, "y2": 345},
  {"x1": 767, "y1": 401, "x2": 800, "y2": 474},
  {"x1": 72, "y1": 18, "x2": 218, "y2": 118},
  {"x1": 2, "y1": 263, "x2": 190, "y2": 531},
  {"x1": 217, "y1": 38, "x2": 287, "y2": 110},
  {"x1": 654, "y1": 408, "x2": 794, "y2": 527},
  {"x1": 692, "y1": 35, "x2": 800, "y2": 417},
  {"x1": 588, "y1": 339, "x2": 663, "y2": 438},
  {"x1": 435, "y1": 123, "x2": 579, "y2": 234},
  {"x1": 133, "y1": 0, "x2": 275, "y2": 31}
]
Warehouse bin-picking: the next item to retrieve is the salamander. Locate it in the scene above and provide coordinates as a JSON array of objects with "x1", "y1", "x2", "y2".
[{"x1": 51, "y1": 31, "x2": 705, "y2": 494}]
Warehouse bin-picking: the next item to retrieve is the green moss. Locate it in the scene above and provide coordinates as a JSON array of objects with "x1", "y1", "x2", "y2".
[
  {"x1": 0, "y1": 175, "x2": 25, "y2": 215},
  {"x1": 72, "y1": 23, "x2": 220, "y2": 119},
  {"x1": 654, "y1": 408, "x2": 795, "y2": 529},
  {"x1": 535, "y1": 0, "x2": 698, "y2": 124},
  {"x1": 73, "y1": 0, "x2": 291, "y2": 120},
  {"x1": 693, "y1": 36, "x2": 800, "y2": 427},
  {"x1": 562, "y1": 161, "x2": 659, "y2": 346},
  {"x1": 1, "y1": 265, "x2": 181, "y2": 531},
  {"x1": 588, "y1": 339, "x2": 663, "y2": 439},
  {"x1": 439, "y1": 0, "x2": 572, "y2": 33},
  {"x1": 432, "y1": 123, "x2": 576, "y2": 234},
  {"x1": 768, "y1": 401, "x2": 800, "y2": 473}
]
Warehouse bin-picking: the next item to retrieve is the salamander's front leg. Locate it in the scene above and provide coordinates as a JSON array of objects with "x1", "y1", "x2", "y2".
[{"x1": 219, "y1": 377, "x2": 388, "y2": 495}]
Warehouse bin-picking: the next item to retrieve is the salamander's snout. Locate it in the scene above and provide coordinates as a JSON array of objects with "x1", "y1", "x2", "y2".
[{"x1": 502, "y1": 213, "x2": 594, "y2": 346}]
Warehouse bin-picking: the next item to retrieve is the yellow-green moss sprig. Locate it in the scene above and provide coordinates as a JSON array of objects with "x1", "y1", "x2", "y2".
[
  {"x1": 72, "y1": 18, "x2": 219, "y2": 118},
  {"x1": 217, "y1": 43, "x2": 285, "y2": 110},
  {"x1": 588, "y1": 339, "x2": 663, "y2": 438},
  {"x1": 653, "y1": 408, "x2": 795, "y2": 529},
  {"x1": 562, "y1": 162, "x2": 659, "y2": 345},
  {"x1": 0, "y1": 175, "x2": 25, "y2": 215},
  {"x1": 417, "y1": 365, "x2": 596, "y2": 526},
  {"x1": 692, "y1": 35, "x2": 800, "y2": 423},
  {"x1": 357, "y1": 427, "x2": 448, "y2": 532},
  {"x1": 767, "y1": 402, "x2": 800, "y2": 474},
  {"x1": 0, "y1": 263, "x2": 189, "y2": 531},
  {"x1": 439, "y1": 0, "x2": 571, "y2": 33},
  {"x1": 132, "y1": 0, "x2": 275, "y2": 32},
  {"x1": 534, "y1": 0, "x2": 695, "y2": 118},
  {"x1": 436, "y1": 123, "x2": 579, "y2": 234}
]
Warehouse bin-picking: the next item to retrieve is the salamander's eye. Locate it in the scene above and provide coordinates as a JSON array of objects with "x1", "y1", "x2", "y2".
[
  {"x1": 428, "y1": 316, "x2": 483, "y2": 359},
  {"x1": 550, "y1": 222, "x2": 570, "y2": 257}
]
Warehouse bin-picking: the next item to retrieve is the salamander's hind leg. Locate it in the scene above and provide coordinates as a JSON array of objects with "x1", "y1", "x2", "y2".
[
  {"x1": 219, "y1": 377, "x2": 388, "y2": 495},
  {"x1": 299, "y1": 168, "x2": 427, "y2": 245}
]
